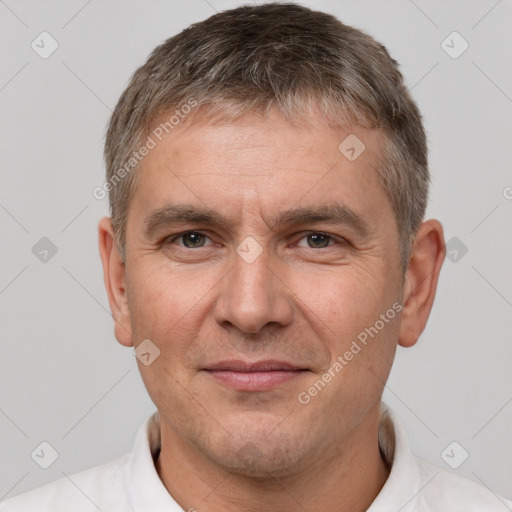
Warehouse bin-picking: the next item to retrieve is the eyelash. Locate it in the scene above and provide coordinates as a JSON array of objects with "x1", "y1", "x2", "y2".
[{"x1": 164, "y1": 231, "x2": 347, "y2": 249}]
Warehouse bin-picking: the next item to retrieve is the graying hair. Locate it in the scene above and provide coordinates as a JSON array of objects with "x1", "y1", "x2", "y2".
[{"x1": 104, "y1": 2, "x2": 429, "y2": 271}]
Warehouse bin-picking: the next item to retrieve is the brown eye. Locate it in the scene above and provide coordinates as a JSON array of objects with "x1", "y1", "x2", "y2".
[
  {"x1": 171, "y1": 232, "x2": 210, "y2": 248},
  {"x1": 306, "y1": 233, "x2": 331, "y2": 248},
  {"x1": 296, "y1": 232, "x2": 338, "y2": 249}
]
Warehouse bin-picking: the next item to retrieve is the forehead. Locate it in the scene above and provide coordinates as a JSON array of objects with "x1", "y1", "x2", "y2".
[
  {"x1": 128, "y1": 111, "x2": 393, "y2": 232},
  {"x1": 151, "y1": 111, "x2": 382, "y2": 173}
]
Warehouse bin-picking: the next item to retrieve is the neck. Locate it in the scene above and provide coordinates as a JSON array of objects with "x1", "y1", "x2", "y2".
[{"x1": 154, "y1": 404, "x2": 390, "y2": 512}]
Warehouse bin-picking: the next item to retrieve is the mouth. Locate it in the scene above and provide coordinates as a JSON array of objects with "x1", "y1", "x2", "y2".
[{"x1": 202, "y1": 359, "x2": 310, "y2": 391}]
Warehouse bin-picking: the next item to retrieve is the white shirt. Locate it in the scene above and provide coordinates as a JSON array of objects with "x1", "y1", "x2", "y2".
[{"x1": 1, "y1": 404, "x2": 510, "y2": 511}]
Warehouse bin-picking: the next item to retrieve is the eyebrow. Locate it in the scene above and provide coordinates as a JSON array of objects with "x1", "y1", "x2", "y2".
[{"x1": 143, "y1": 203, "x2": 372, "y2": 239}]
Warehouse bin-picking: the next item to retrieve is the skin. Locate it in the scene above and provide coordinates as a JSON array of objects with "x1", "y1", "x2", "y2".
[{"x1": 98, "y1": 109, "x2": 445, "y2": 512}]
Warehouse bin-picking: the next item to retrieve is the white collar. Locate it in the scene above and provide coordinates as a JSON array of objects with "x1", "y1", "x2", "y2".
[
  {"x1": 127, "y1": 403, "x2": 425, "y2": 512},
  {"x1": 127, "y1": 409, "x2": 181, "y2": 511},
  {"x1": 369, "y1": 404, "x2": 426, "y2": 511}
]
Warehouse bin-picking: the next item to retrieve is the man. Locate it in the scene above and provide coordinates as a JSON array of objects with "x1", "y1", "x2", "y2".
[{"x1": 1, "y1": 3, "x2": 510, "y2": 511}]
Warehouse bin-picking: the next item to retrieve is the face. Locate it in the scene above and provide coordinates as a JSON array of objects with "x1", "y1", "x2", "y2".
[{"x1": 116, "y1": 111, "x2": 407, "y2": 477}]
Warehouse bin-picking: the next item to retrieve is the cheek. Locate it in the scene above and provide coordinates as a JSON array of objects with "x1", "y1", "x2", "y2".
[
  {"x1": 292, "y1": 267, "x2": 387, "y2": 338},
  {"x1": 292, "y1": 264, "x2": 400, "y2": 386},
  {"x1": 126, "y1": 262, "x2": 211, "y2": 346},
  {"x1": 126, "y1": 265, "x2": 209, "y2": 414},
  {"x1": 307, "y1": 274, "x2": 399, "y2": 396}
]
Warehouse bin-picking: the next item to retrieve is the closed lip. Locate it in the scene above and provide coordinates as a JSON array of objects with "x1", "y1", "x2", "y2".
[{"x1": 203, "y1": 359, "x2": 306, "y2": 372}]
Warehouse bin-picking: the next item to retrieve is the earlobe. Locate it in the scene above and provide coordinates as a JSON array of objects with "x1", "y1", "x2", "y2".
[
  {"x1": 98, "y1": 217, "x2": 133, "y2": 347},
  {"x1": 397, "y1": 219, "x2": 445, "y2": 348}
]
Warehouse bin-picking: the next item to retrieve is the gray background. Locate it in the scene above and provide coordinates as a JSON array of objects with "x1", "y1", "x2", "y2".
[{"x1": 1, "y1": 0, "x2": 511, "y2": 502}]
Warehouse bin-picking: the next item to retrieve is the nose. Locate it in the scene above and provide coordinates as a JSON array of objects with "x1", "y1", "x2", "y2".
[{"x1": 213, "y1": 247, "x2": 293, "y2": 334}]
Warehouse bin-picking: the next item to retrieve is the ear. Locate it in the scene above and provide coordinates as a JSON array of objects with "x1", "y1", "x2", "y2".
[
  {"x1": 398, "y1": 219, "x2": 445, "y2": 348},
  {"x1": 98, "y1": 217, "x2": 133, "y2": 347}
]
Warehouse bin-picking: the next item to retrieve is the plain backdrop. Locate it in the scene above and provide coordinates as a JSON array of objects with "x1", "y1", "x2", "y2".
[{"x1": 1, "y1": 0, "x2": 511, "y2": 502}]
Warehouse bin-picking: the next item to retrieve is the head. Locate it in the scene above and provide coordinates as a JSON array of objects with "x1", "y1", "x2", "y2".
[{"x1": 99, "y1": 3, "x2": 444, "y2": 477}]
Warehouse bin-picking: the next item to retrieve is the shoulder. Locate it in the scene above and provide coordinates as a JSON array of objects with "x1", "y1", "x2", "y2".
[
  {"x1": 415, "y1": 457, "x2": 512, "y2": 511},
  {"x1": 0, "y1": 454, "x2": 132, "y2": 512}
]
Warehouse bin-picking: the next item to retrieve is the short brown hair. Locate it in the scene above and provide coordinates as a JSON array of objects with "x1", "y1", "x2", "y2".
[{"x1": 104, "y1": 2, "x2": 429, "y2": 271}]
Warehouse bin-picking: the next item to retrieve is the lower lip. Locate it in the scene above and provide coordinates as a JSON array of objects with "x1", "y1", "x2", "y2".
[{"x1": 205, "y1": 370, "x2": 307, "y2": 391}]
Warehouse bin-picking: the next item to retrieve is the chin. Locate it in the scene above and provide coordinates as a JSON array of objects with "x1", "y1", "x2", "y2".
[
  {"x1": 218, "y1": 444, "x2": 310, "y2": 479},
  {"x1": 199, "y1": 424, "x2": 317, "y2": 479}
]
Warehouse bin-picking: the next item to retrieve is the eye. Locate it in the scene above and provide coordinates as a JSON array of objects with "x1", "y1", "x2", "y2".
[
  {"x1": 296, "y1": 232, "x2": 342, "y2": 249},
  {"x1": 167, "y1": 231, "x2": 213, "y2": 248},
  {"x1": 163, "y1": 230, "x2": 345, "y2": 251}
]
